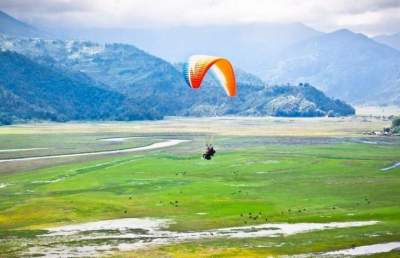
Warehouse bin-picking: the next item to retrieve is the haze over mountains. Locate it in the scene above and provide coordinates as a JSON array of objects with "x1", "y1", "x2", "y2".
[
  {"x1": 56, "y1": 23, "x2": 322, "y2": 75},
  {"x1": 1, "y1": 9, "x2": 399, "y2": 124}
]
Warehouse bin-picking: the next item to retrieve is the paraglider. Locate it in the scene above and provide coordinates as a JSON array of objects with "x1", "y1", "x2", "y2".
[
  {"x1": 183, "y1": 55, "x2": 237, "y2": 160},
  {"x1": 183, "y1": 55, "x2": 237, "y2": 97},
  {"x1": 202, "y1": 144, "x2": 216, "y2": 160}
]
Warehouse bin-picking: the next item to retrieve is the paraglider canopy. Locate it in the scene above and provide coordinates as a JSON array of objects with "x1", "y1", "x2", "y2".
[{"x1": 183, "y1": 55, "x2": 237, "y2": 97}]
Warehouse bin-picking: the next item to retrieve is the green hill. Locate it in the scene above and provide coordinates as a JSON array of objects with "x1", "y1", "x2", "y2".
[{"x1": 0, "y1": 51, "x2": 161, "y2": 125}]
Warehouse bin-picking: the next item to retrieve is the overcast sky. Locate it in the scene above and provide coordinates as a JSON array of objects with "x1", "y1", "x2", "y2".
[{"x1": 1, "y1": 0, "x2": 399, "y2": 36}]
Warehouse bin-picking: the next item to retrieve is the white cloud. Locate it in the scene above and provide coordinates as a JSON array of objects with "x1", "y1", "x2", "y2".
[{"x1": 1, "y1": 0, "x2": 399, "y2": 35}]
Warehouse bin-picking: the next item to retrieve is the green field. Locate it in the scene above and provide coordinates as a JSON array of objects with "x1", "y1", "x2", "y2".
[{"x1": 0, "y1": 117, "x2": 399, "y2": 257}]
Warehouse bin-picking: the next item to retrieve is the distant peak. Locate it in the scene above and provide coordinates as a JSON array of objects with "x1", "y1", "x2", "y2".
[
  {"x1": 379, "y1": 31, "x2": 400, "y2": 38},
  {"x1": 0, "y1": 9, "x2": 22, "y2": 23},
  {"x1": 0, "y1": 9, "x2": 47, "y2": 38},
  {"x1": 326, "y1": 29, "x2": 369, "y2": 41},
  {"x1": 331, "y1": 29, "x2": 354, "y2": 35},
  {"x1": 389, "y1": 31, "x2": 400, "y2": 38}
]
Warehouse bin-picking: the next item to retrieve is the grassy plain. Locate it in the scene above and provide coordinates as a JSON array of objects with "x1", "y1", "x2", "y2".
[{"x1": 0, "y1": 116, "x2": 399, "y2": 257}]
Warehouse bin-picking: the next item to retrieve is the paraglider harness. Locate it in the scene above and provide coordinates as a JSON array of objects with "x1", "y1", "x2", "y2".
[{"x1": 202, "y1": 144, "x2": 216, "y2": 160}]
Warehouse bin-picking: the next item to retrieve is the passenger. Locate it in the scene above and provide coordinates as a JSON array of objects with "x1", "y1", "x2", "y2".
[{"x1": 209, "y1": 146, "x2": 216, "y2": 156}]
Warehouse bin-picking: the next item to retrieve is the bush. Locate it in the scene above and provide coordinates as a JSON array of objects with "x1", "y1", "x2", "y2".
[
  {"x1": 0, "y1": 113, "x2": 13, "y2": 125},
  {"x1": 392, "y1": 116, "x2": 400, "y2": 128}
]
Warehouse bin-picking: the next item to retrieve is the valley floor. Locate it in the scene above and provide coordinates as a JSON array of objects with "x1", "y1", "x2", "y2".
[{"x1": 0, "y1": 116, "x2": 399, "y2": 257}]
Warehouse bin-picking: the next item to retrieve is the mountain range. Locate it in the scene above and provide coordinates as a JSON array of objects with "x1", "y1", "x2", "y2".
[
  {"x1": 50, "y1": 22, "x2": 400, "y2": 106},
  {"x1": 1, "y1": 10, "x2": 398, "y2": 105},
  {"x1": 0, "y1": 33, "x2": 354, "y2": 124},
  {"x1": 8, "y1": 10, "x2": 400, "y2": 124}
]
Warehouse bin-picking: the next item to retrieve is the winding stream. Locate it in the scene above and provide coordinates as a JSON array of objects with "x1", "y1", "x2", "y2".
[
  {"x1": 381, "y1": 162, "x2": 400, "y2": 171},
  {"x1": 25, "y1": 218, "x2": 378, "y2": 257},
  {"x1": 0, "y1": 139, "x2": 189, "y2": 163}
]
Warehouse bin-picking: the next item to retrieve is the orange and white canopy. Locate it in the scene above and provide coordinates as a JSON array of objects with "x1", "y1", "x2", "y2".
[{"x1": 183, "y1": 55, "x2": 237, "y2": 97}]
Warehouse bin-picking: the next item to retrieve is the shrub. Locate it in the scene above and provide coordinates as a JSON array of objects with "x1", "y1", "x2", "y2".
[{"x1": 392, "y1": 116, "x2": 400, "y2": 128}]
